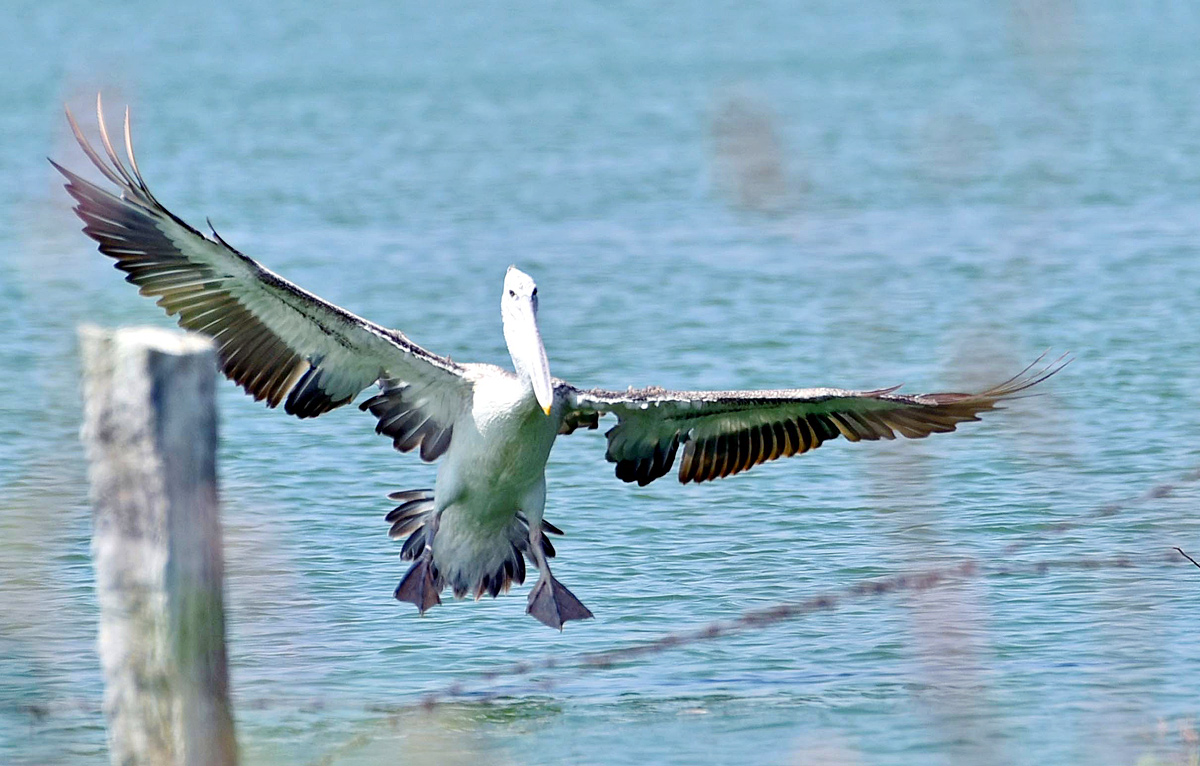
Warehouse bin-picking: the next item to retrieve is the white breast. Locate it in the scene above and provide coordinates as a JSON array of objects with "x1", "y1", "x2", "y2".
[
  {"x1": 435, "y1": 367, "x2": 558, "y2": 522},
  {"x1": 427, "y1": 367, "x2": 560, "y2": 592}
]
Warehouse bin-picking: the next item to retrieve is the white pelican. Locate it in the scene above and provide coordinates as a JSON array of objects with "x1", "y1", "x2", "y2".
[{"x1": 55, "y1": 98, "x2": 1066, "y2": 629}]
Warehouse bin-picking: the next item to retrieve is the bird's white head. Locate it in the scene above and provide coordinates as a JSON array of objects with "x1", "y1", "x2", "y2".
[{"x1": 502, "y1": 266, "x2": 553, "y2": 416}]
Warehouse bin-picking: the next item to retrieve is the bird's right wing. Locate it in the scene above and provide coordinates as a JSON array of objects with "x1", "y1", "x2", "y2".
[
  {"x1": 558, "y1": 356, "x2": 1067, "y2": 486},
  {"x1": 56, "y1": 96, "x2": 471, "y2": 461}
]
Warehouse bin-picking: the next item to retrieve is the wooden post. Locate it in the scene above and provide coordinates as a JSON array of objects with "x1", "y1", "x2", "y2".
[{"x1": 79, "y1": 325, "x2": 238, "y2": 766}]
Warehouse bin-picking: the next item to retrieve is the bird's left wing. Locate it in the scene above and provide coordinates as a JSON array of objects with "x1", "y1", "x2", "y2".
[
  {"x1": 558, "y1": 356, "x2": 1066, "y2": 486},
  {"x1": 55, "y1": 97, "x2": 471, "y2": 461}
]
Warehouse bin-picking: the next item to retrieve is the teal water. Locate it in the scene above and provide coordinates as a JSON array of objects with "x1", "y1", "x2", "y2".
[{"x1": 3, "y1": 2, "x2": 1200, "y2": 764}]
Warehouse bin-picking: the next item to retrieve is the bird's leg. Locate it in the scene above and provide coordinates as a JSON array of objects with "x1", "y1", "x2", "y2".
[
  {"x1": 526, "y1": 523, "x2": 593, "y2": 629},
  {"x1": 394, "y1": 514, "x2": 442, "y2": 614}
]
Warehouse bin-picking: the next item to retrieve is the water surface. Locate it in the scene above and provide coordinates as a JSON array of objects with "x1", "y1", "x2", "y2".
[{"x1": 2, "y1": 2, "x2": 1199, "y2": 764}]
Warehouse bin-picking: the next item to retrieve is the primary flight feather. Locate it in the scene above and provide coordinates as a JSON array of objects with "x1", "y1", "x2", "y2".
[{"x1": 57, "y1": 96, "x2": 1066, "y2": 629}]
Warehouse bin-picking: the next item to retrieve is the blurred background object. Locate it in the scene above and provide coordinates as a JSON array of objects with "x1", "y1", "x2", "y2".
[{"x1": 710, "y1": 87, "x2": 798, "y2": 214}]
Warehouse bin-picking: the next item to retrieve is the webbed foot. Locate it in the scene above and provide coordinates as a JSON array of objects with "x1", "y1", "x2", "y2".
[
  {"x1": 526, "y1": 575, "x2": 594, "y2": 630},
  {"x1": 394, "y1": 556, "x2": 442, "y2": 614}
]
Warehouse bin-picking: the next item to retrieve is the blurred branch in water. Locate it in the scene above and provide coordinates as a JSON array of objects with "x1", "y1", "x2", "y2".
[
  {"x1": 1175, "y1": 548, "x2": 1200, "y2": 571},
  {"x1": 298, "y1": 553, "x2": 1182, "y2": 766},
  {"x1": 1003, "y1": 463, "x2": 1200, "y2": 556},
  {"x1": 423, "y1": 555, "x2": 1174, "y2": 701}
]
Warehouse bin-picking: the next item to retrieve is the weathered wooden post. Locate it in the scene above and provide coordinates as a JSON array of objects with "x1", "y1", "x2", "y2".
[{"x1": 79, "y1": 325, "x2": 238, "y2": 766}]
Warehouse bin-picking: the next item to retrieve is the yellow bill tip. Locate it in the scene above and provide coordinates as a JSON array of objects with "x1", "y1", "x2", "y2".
[{"x1": 542, "y1": 404, "x2": 552, "y2": 416}]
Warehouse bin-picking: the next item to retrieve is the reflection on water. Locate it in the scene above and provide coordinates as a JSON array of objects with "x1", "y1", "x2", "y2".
[{"x1": 3, "y1": 1, "x2": 1200, "y2": 764}]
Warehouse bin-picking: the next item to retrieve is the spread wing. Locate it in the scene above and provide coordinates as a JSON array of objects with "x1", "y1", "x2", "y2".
[
  {"x1": 55, "y1": 95, "x2": 470, "y2": 461},
  {"x1": 558, "y1": 355, "x2": 1067, "y2": 486}
]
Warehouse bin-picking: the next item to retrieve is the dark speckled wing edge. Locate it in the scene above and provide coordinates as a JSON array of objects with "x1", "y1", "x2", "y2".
[
  {"x1": 558, "y1": 354, "x2": 1068, "y2": 486},
  {"x1": 56, "y1": 97, "x2": 470, "y2": 450}
]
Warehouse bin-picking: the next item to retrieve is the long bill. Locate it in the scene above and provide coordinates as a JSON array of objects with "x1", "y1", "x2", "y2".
[
  {"x1": 529, "y1": 321, "x2": 554, "y2": 416},
  {"x1": 510, "y1": 301, "x2": 554, "y2": 416}
]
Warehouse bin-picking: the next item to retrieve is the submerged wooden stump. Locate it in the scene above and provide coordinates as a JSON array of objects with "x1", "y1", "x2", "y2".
[{"x1": 79, "y1": 325, "x2": 238, "y2": 766}]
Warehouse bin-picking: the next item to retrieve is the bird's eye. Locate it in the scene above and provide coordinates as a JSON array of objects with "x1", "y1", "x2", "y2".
[
  {"x1": 508, "y1": 289, "x2": 516, "y2": 298},
  {"x1": 531, "y1": 288, "x2": 537, "y2": 298}
]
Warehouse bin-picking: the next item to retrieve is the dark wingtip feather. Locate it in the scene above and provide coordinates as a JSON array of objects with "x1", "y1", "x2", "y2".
[{"x1": 59, "y1": 102, "x2": 374, "y2": 423}]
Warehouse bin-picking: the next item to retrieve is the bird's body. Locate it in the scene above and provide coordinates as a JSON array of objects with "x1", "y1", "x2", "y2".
[
  {"x1": 57, "y1": 96, "x2": 1066, "y2": 629},
  {"x1": 432, "y1": 365, "x2": 557, "y2": 592}
]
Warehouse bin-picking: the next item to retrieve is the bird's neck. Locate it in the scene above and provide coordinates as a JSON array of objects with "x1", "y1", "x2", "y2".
[{"x1": 507, "y1": 343, "x2": 538, "y2": 395}]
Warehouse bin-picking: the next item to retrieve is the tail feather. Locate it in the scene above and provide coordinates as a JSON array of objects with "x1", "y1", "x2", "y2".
[
  {"x1": 386, "y1": 496, "x2": 434, "y2": 524},
  {"x1": 400, "y1": 528, "x2": 428, "y2": 560},
  {"x1": 384, "y1": 487, "x2": 562, "y2": 604}
]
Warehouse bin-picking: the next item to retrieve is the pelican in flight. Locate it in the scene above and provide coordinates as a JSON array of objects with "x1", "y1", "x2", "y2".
[{"x1": 56, "y1": 98, "x2": 1065, "y2": 629}]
